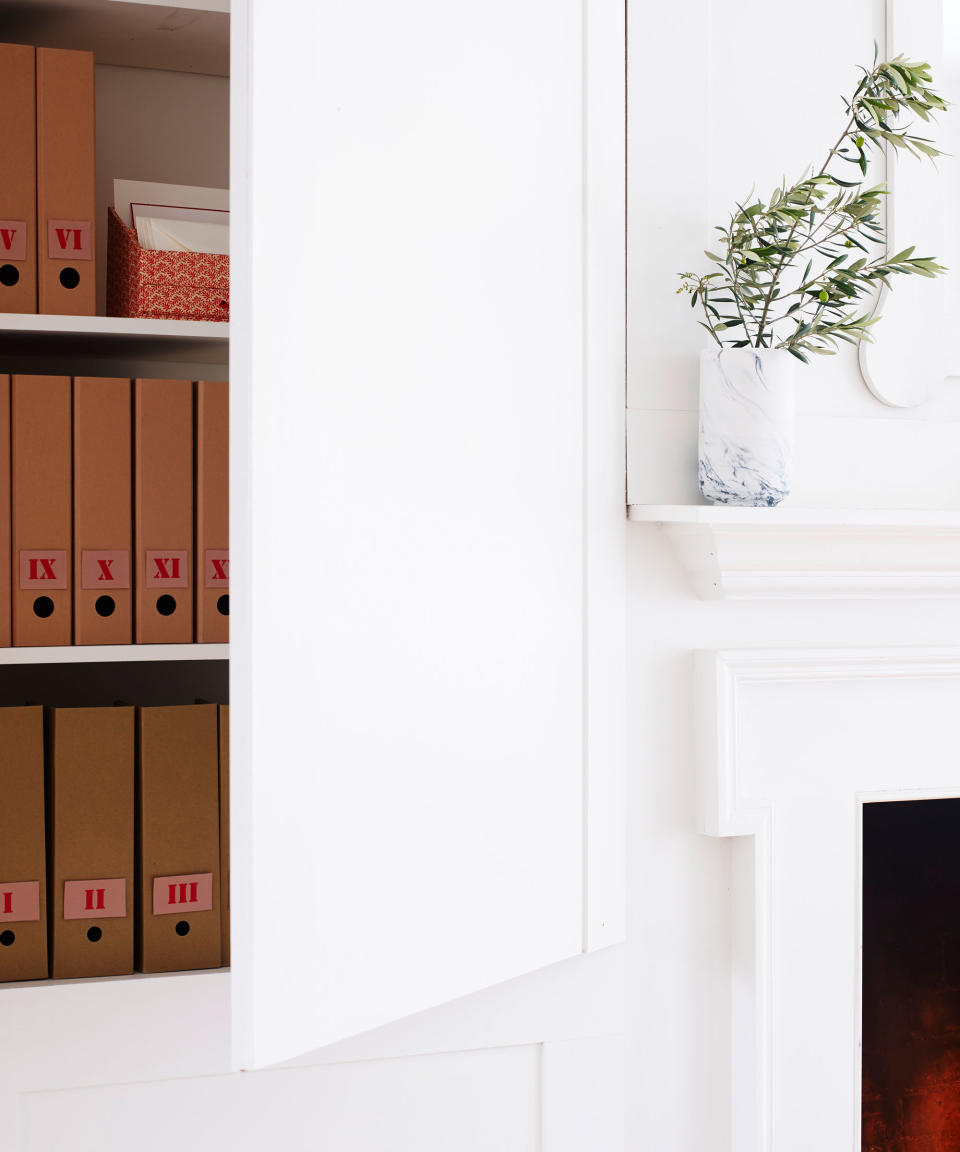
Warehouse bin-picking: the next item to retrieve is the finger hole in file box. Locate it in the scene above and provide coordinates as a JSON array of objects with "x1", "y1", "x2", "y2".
[
  {"x1": 86, "y1": 927, "x2": 102, "y2": 943},
  {"x1": 32, "y1": 596, "x2": 54, "y2": 618},
  {"x1": 155, "y1": 595, "x2": 176, "y2": 617},
  {"x1": 95, "y1": 595, "x2": 115, "y2": 617},
  {"x1": 0, "y1": 931, "x2": 14, "y2": 947},
  {"x1": 217, "y1": 594, "x2": 228, "y2": 617},
  {"x1": 175, "y1": 921, "x2": 190, "y2": 937},
  {"x1": 59, "y1": 267, "x2": 80, "y2": 289},
  {"x1": 0, "y1": 265, "x2": 18, "y2": 286}
]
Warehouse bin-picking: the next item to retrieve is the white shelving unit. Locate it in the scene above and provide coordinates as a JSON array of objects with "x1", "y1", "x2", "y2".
[{"x1": 0, "y1": 643, "x2": 228, "y2": 664}]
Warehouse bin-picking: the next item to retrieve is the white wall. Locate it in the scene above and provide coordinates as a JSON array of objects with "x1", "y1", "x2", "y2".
[{"x1": 626, "y1": 0, "x2": 960, "y2": 1148}]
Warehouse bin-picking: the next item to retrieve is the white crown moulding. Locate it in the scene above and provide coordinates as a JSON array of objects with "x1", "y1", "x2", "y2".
[{"x1": 627, "y1": 505, "x2": 960, "y2": 600}]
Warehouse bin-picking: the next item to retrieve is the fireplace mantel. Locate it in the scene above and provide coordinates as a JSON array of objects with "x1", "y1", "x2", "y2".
[{"x1": 627, "y1": 506, "x2": 960, "y2": 600}]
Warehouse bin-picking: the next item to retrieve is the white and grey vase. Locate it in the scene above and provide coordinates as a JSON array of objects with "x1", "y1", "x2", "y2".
[{"x1": 698, "y1": 347, "x2": 796, "y2": 506}]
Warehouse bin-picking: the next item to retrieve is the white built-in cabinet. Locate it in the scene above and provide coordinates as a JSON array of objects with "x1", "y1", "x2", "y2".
[{"x1": 0, "y1": 0, "x2": 626, "y2": 1114}]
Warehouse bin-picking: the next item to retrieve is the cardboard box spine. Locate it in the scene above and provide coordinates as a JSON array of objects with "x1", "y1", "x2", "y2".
[
  {"x1": 137, "y1": 703, "x2": 221, "y2": 973},
  {"x1": 73, "y1": 378, "x2": 133, "y2": 644},
  {"x1": 0, "y1": 706, "x2": 47, "y2": 982},
  {"x1": 135, "y1": 378, "x2": 194, "y2": 643},
  {"x1": 36, "y1": 47, "x2": 96, "y2": 316},
  {"x1": 196, "y1": 380, "x2": 229, "y2": 643},
  {"x1": 0, "y1": 43, "x2": 37, "y2": 314},
  {"x1": 0, "y1": 376, "x2": 10, "y2": 647},
  {"x1": 11, "y1": 375, "x2": 72, "y2": 646},
  {"x1": 47, "y1": 706, "x2": 135, "y2": 979},
  {"x1": 219, "y1": 704, "x2": 230, "y2": 966}
]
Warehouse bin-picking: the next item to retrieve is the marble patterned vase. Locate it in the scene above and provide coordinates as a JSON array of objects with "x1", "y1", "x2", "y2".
[{"x1": 698, "y1": 347, "x2": 796, "y2": 506}]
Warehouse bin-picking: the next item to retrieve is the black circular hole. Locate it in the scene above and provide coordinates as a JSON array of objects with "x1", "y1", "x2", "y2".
[
  {"x1": 87, "y1": 926, "x2": 103, "y2": 943},
  {"x1": 217, "y1": 594, "x2": 229, "y2": 616},
  {"x1": 175, "y1": 920, "x2": 190, "y2": 937},
  {"x1": 0, "y1": 930, "x2": 14, "y2": 947},
  {"x1": 33, "y1": 596, "x2": 54, "y2": 618},
  {"x1": 59, "y1": 267, "x2": 80, "y2": 289},
  {"x1": 156, "y1": 594, "x2": 177, "y2": 616},
  {"x1": 0, "y1": 264, "x2": 19, "y2": 287},
  {"x1": 94, "y1": 595, "x2": 116, "y2": 617}
]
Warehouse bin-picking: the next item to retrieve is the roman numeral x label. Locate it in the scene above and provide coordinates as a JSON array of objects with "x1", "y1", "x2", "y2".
[
  {"x1": 0, "y1": 881, "x2": 41, "y2": 923},
  {"x1": 145, "y1": 550, "x2": 189, "y2": 589},
  {"x1": 81, "y1": 550, "x2": 131, "y2": 591},
  {"x1": 63, "y1": 878, "x2": 127, "y2": 920},
  {"x1": 153, "y1": 873, "x2": 214, "y2": 915},
  {"x1": 47, "y1": 219, "x2": 92, "y2": 260},
  {"x1": 205, "y1": 549, "x2": 229, "y2": 588},
  {"x1": 19, "y1": 550, "x2": 68, "y2": 590},
  {"x1": 0, "y1": 220, "x2": 27, "y2": 261}
]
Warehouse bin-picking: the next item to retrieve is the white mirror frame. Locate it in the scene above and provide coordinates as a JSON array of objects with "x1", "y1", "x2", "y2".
[{"x1": 859, "y1": 0, "x2": 949, "y2": 408}]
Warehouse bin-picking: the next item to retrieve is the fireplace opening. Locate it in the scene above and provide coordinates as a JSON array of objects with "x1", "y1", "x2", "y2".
[{"x1": 863, "y1": 798, "x2": 960, "y2": 1151}]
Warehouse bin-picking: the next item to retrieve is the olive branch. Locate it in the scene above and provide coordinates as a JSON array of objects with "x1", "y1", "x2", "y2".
[{"x1": 677, "y1": 50, "x2": 948, "y2": 362}]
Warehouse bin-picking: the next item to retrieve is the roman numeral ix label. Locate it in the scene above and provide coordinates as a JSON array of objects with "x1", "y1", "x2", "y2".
[{"x1": 19, "y1": 550, "x2": 68, "y2": 590}]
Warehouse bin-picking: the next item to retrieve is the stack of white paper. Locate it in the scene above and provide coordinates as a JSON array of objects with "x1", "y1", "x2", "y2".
[{"x1": 114, "y1": 179, "x2": 229, "y2": 255}]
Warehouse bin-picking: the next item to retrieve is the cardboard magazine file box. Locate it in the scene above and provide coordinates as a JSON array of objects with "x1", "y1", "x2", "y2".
[
  {"x1": 137, "y1": 704, "x2": 221, "y2": 973},
  {"x1": 0, "y1": 43, "x2": 38, "y2": 313},
  {"x1": 196, "y1": 380, "x2": 229, "y2": 643},
  {"x1": 106, "y1": 208, "x2": 229, "y2": 322},
  {"x1": 74, "y1": 378, "x2": 133, "y2": 644},
  {"x1": 47, "y1": 707, "x2": 135, "y2": 979},
  {"x1": 0, "y1": 375, "x2": 11, "y2": 647},
  {"x1": 0, "y1": 707, "x2": 47, "y2": 982},
  {"x1": 11, "y1": 375, "x2": 72, "y2": 646}
]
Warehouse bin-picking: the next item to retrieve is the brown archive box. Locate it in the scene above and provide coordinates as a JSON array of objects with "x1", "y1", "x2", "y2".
[
  {"x1": 74, "y1": 378, "x2": 133, "y2": 644},
  {"x1": 36, "y1": 47, "x2": 96, "y2": 316},
  {"x1": 196, "y1": 380, "x2": 229, "y2": 642},
  {"x1": 11, "y1": 375, "x2": 72, "y2": 646},
  {"x1": 47, "y1": 707, "x2": 135, "y2": 979},
  {"x1": 135, "y1": 379, "x2": 193, "y2": 643},
  {"x1": 0, "y1": 44, "x2": 37, "y2": 313},
  {"x1": 0, "y1": 707, "x2": 47, "y2": 982},
  {"x1": 137, "y1": 704, "x2": 221, "y2": 972},
  {"x1": 0, "y1": 376, "x2": 10, "y2": 647},
  {"x1": 218, "y1": 704, "x2": 230, "y2": 966}
]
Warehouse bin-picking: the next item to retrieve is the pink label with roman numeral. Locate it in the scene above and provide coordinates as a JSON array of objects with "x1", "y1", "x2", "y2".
[
  {"x1": 47, "y1": 219, "x2": 92, "y2": 260},
  {"x1": 19, "y1": 550, "x2": 68, "y2": 590},
  {"x1": 0, "y1": 881, "x2": 40, "y2": 923},
  {"x1": 205, "y1": 549, "x2": 229, "y2": 589},
  {"x1": 81, "y1": 550, "x2": 130, "y2": 590},
  {"x1": 153, "y1": 873, "x2": 214, "y2": 915},
  {"x1": 63, "y1": 878, "x2": 127, "y2": 920},
  {"x1": 145, "y1": 550, "x2": 189, "y2": 589},
  {"x1": 0, "y1": 221, "x2": 27, "y2": 261}
]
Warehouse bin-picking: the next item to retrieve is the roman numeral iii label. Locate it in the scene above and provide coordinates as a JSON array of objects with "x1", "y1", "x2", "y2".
[
  {"x1": 145, "y1": 550, "x2": 189, "y2": 589},
  {"x1": 46, "y1": 219, "x2": 92, "y2": 260},
  {"x1": 19, "y1": 550, "x2": 68, "y2": 590},
  {"x1": 81, "y1": 550, "x2": 131, "y2": 590},
  {"x1": 152, "y1": 873, "x2": 214, "y2": 915},
  {"x1": 0, "y1": 220, "x2": 27, "y2": 261}
]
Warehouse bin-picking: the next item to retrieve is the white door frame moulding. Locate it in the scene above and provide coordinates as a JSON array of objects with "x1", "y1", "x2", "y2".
[
  {"x1": 697, "y1": 647, "x2": 960, "y2": 1152},
  {"x1": 859, "y1": 0, "x2": 948, "y2": 407}
]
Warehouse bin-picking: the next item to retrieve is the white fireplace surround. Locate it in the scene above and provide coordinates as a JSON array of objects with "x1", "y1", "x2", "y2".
[{"x1": 697, "y1": 647, "x2": 960, "y2": 1152}]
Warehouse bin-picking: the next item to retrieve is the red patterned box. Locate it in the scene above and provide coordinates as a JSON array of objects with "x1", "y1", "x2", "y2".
[{"x1": 106, "y1": 207, "x2": 229, "y2": 322}]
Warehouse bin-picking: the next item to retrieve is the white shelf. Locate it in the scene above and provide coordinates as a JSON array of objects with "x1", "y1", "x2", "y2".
[
  {"x1": 0, "y1": 644, "x2": 228, "y2": 665},
  {"x1": 0, "y1": 315, "x2": 228, "y2": 379},
  {"x1": 628, "y1": 504, "x2": 960, "y2": 600},
  {"x1": 2, "y1": 0, "x2": 229, "y2": 76}
]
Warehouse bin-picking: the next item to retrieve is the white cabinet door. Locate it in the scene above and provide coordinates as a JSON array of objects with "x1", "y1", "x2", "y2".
[{"x1": 230, "y1": 0, "x2": 625, "y2": 1069}]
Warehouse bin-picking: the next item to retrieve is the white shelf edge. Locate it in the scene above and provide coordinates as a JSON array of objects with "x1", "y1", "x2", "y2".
[
  {"x1": 627, "y1": 504, "x2": 960, "y2": 528},
  {"x1": 0, "y1": 966, "x2": 229, "y2": 993},
  {"x1": 0, "y1": 644, "x2": 228, "y2": 664},
  {"x1": 0, "y1": 314, "x2": 228, "y2": 341}
]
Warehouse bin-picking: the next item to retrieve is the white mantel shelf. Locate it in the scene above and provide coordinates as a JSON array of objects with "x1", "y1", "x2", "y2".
[{"x1": 627, "y1": 504, "x2": 960, "y2": 600}]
